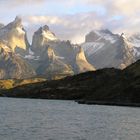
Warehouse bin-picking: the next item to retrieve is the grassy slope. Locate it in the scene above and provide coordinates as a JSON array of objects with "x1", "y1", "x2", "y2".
[{"x1": 0, "y1": 78, "x2": 46, "y2": 89}]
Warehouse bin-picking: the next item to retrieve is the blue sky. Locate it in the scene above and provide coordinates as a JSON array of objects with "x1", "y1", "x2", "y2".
[{"x1": 0, "y1": 0, "x2": 140, "y2": 43}]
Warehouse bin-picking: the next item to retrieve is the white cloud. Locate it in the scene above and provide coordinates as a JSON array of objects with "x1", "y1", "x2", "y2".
[
  {"x1": 23, "y1": 12, "x2": 104, "y2": 43},
  {"x1": 6, "y1": 0, "x2": 44, "y2": 6},
  {"x1": 1, "y1": 0, "x2": 140, "y2": 43}
]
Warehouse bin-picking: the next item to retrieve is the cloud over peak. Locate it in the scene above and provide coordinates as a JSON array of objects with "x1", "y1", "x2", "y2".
[{"x1": 0, "y1": 0, "x2": 140, "y2": 43}]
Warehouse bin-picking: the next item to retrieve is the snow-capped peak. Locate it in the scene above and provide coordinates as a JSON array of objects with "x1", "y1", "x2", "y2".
[{"x1": 85, "y1": 29, "x2": 117, "y2": 44}]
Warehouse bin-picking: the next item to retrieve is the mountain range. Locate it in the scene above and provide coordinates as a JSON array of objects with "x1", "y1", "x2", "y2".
[{"x1": 0, "y1": 17, "x2": 140, "y2": 80}]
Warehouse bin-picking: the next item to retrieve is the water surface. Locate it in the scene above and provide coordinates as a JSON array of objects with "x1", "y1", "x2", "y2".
[{"x1": 0, "y1": 97, "x2": 140, "y2": 140}]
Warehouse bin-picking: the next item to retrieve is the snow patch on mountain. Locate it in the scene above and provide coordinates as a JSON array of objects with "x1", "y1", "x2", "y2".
[
  {"x1": 82, "y1": 42, "x2": 104, "y2": 56},
  {"x1": 95, "y1": 30, "x2": 116, "y2": 43},
  {"x1": 25, "y1": 48, "x2": 40, "y2": 60}
]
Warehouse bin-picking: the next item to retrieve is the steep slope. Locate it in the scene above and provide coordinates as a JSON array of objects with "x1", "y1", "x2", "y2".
[
  {"x1": 119, "y1": 34, "x2": 134, "y2": 69},
  {"x1": 0, "y1": 16, "x2": 29, "y2": 55},
  {"x1": 75, "y1": 47, "x2": 95, "y2": 73},
  {"x1": 81, "y1": 29, "x2": 135, "y2": 69},
  {"x1": 0, "y1": 41, "x2": 36, "y2": 79},
  {"x1": 36, "y1": 46, "x2": 74, "y2": 79},
  {"x1": 124, "y1": 59, "x2": 140, "y2": 76}
]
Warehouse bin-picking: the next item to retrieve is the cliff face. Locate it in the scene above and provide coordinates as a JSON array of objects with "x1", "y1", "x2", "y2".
[
  {"x1": 0, "y1": 42, "x2": 36, "y2": 79},
  {"x1": 75, "y1": 47, "x2": 95, "y2": 73},
  {"x1": 0, "y1": 17, "x2": 29, "y2": 54}
]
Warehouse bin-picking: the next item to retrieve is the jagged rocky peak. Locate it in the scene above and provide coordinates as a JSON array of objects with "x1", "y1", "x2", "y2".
[
  {"x1": 32, "y1": 25, "x2": 58, "y2": 52},
  {"x1": 13, "y1": 16, "x2": 22, "y2": 27},
  {"x1": 42, "y1": 25, "x2": 49, "y2": 31},
  {"x1": 36, "y1": 26, "x2": 49, "y2": 34},
  {"x1": 34, "y1": 25, "x2": 57, "y2": 41},
  {"x1": 85, "y1": 31, "x2": 100, "y2": 42},
  {"x1": 0, "y1": 16, "x2": 29, "y2": 53},
  {"x1": 85, "y1": 29, "x2": 116, "y2": 43},
  {"x1": 0, "y1": 41, "x2": 36, "y2": 79},
  {"x1": 6, "y1": 16, "x2": 23, "y2": 29}
]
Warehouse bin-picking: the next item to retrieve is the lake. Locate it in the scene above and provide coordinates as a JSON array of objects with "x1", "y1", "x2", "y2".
[{"x1": 0, "y1": 97, "x2": 140, "y2": 140}]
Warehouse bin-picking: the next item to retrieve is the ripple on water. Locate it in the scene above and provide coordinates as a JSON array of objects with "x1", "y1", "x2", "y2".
[{"x1": 0, "y1": 98, "x2": 140, "y2": 140}]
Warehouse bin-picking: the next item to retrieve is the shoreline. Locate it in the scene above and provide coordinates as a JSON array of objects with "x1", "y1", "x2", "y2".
[
  {"x1": 1, "y1": 96, "x2": 140, "y2": 108},
  {"x1": 77, "y1": 100, "x2": 140, "y2": 107}
]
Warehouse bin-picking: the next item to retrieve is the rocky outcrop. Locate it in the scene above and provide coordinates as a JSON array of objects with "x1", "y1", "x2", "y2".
[{"x1": 31, "y1": 25, "x2": 58, "y2": 53}]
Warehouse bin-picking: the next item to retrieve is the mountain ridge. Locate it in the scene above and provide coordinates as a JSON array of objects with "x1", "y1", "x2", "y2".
[
  {"x1": 0, "y1": 17, "x2": 95, "y2": 80},
  {"x1": 0, "y1": 17, "x2": 140, "y2": 80}
]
